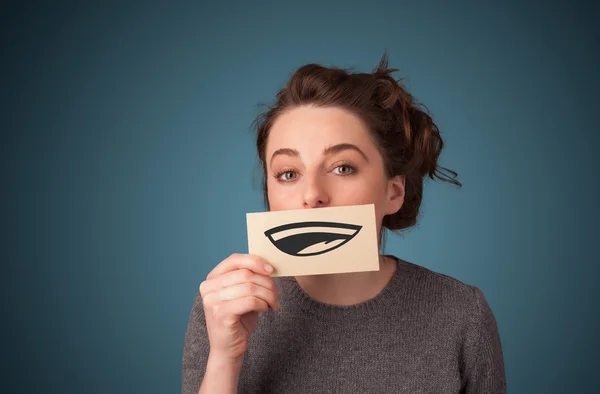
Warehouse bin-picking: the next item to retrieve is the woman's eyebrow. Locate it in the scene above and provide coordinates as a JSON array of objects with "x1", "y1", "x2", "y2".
[
  {"x1": 270, "y1": 148, "x2": 300, "y2": 167},
  {"x1": 270, "y1": 144, "x2": 370, "y2": 166},
  {"x1": 323, "y1": 143, "x2": 369, "y2": 163}
]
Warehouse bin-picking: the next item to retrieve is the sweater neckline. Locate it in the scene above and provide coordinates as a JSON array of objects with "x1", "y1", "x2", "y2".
[{"x1": 275, "y1": 255, "x2": 409, "y2": 320}]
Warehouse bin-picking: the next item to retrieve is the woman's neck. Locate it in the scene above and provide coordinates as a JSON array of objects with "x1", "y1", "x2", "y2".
[{"x1": 293, "y1": 255, "x2": 398, "y2": 306}]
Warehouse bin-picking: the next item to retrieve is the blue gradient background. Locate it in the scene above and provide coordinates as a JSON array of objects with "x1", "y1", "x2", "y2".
[{"x1": 2, "y1": 1, "x2": 598, "y2": 393}]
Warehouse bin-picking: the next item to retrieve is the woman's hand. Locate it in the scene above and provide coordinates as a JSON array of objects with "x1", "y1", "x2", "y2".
[{"x1": 199, "y1": 253, "x2": 280, "y2": 363}]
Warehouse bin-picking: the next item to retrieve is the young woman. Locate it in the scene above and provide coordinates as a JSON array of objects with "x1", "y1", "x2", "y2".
[{"x1": 182, "y1": 55, "x2": 506, "y2": 394}]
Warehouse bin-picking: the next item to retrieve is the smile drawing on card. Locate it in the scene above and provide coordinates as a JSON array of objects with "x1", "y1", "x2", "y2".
[
  {"x1": 264, "y1": 221, "x2": 363, "y2": 257},
  {"x1": 246, "y1": 204, "x2": 379, "y2": 277}
]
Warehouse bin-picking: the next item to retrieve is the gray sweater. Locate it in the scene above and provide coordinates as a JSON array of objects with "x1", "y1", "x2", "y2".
[{"x1": 182, "y1": 256, "x2": 506, "y2": 393}]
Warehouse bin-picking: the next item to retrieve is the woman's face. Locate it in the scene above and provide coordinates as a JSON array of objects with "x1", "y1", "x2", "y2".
[{"x1": 265, "y1": 106, "x2": 405, "y2": 235}]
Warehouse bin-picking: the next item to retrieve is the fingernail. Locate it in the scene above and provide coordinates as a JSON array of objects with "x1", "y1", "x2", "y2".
[{"x1": 264, "y1": 264, "x2": 273, "y2": 273}]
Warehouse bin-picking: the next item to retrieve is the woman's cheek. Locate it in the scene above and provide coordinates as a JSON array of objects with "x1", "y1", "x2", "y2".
[
  {"x1": 268, "y1": 184, "x2": 296, "y2": 211},
  {"x1": 335, "y1": 177, "x2": 379, "y2": 204}
]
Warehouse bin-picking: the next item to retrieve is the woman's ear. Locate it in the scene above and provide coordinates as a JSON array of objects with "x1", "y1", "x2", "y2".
[{"x1": 385, "y1": 175, "x2": 405, "y2": 215}]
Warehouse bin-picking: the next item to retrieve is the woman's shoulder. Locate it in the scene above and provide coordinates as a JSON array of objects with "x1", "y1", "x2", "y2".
[
  {"x1": 392, "y1": 256, "x2": 490, "y2": 316},
  {"x1": 394, "y1": 255, "x2": 475, "y2": 288}
]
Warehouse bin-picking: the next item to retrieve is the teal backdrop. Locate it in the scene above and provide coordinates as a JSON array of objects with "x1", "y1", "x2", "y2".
[{"x1": 3, "y1": 1, "x2": 598, "y2": 393}]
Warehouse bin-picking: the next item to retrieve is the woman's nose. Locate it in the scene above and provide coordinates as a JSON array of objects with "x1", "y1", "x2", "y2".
[{"x1": 303, "y1": 177, "x2": 330, "y2": 208}]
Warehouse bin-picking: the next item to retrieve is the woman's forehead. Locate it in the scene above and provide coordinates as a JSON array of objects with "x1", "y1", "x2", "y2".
[{"x1": 266, "y1": 106, "x2": 374, "y2": 157}]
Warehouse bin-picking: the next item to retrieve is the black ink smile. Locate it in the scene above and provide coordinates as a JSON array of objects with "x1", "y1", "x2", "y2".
[{"x1": 264, "y1": 221, "x2": 362, "y2": 256}]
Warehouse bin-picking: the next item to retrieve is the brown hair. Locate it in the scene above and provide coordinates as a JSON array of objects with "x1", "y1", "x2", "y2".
[{"x1": 253, "y1": 53, "x2": 461, "y2": 233}]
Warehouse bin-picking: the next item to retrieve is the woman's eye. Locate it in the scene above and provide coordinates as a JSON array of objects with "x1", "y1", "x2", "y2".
[
  {"x1": 279, "y1": 171, "x2": 297, "y2": 181},
  {"x1": 333, "y1": 165, "x2": 355, "y2": 175}
]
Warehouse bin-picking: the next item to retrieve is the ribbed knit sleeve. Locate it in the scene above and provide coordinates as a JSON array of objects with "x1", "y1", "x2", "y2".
[
  {"x1": 181, "y1": 291, "x2": 209, "y2": 394},
  {"x1": 463, "y1": 287, "x2": 507, "y2": 393}
]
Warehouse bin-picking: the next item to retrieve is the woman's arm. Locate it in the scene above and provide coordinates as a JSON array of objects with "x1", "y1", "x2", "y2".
[
  {"x1": 462, "y1": 287, "x2": 507, "y2": 393},
  {"x1": 182, "y1": 292, "x2": 243, "y2": 394},
  {"x1": 198, "y1": 354, "x2": 243, "y2": 394}
]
